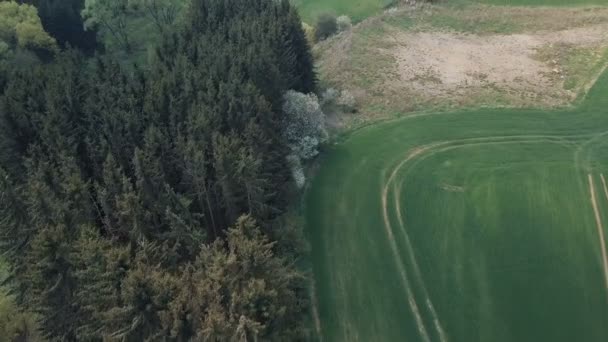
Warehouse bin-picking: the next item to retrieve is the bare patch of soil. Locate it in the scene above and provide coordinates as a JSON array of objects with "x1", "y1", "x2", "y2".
[
  {"x1": 315, "y1": 4, "x2": 608, "y2": 126},
  {"x1": 390, "y1": 24, "x2": 608, "y2": 106}
]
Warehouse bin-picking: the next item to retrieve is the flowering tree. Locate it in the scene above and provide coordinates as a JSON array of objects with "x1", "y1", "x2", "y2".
[
  {"x1": 282, "y1": 90, "x2": 328, "y2": 187},
  {"x1": 282, "y1": 90, "x2": 328, "y2": 160}
]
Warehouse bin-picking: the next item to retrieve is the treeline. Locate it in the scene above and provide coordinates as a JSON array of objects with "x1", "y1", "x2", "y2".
[{"x1": 0, "y1": 0, "x2": 316, "y2": 340}]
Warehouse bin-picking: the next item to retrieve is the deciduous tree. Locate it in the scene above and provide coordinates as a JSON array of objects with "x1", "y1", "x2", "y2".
[{"x1": 0, "y1": 1, "x2": 56, "y2": 51}]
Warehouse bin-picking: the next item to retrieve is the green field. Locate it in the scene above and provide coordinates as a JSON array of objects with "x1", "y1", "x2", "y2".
[
  {"x1": 306, "y1": 65, "x2": 608, "y2": 340},
  {"x1": 480, "y1": 0, "x2": 608, "y2": 5},
  {"x1": 294, "y1": 0, "x2": 608, "y2": 22},
  {"x1": 293, "y1": 0, "x2": 393, "y2": 23}
]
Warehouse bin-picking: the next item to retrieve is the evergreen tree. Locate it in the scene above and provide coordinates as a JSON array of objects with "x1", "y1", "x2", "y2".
[
  {"x1": 0, "y1": 0, "x2": 316, "y2": 339},
  {"x1": 163, "y1": 215, "x2": 307, "y2": 341},
  {"x1": 72, "y1": 226, "x2": 129, "y2": 340}
]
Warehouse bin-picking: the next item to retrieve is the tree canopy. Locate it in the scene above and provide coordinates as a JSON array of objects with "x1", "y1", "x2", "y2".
[
  {"x1": 0, "y1": 1, "x2": 56, "y2": 51},
  {"x1": 20, "y1": 0, "x2": 98, "y2": 54},
  {"x1": 0, "y1": 0, "x2": 316, "y2": 340}
]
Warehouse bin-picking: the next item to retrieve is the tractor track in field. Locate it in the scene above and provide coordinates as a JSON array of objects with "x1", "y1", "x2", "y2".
[
  {"x1": 594, "y1": 174, "x2": 608, "y2": 293},
  {"x1": 574, "y1": 130, "x2": 608, "y2": 172},
  {"x1": 381, "y1": 143, "x2": 443, "y2": 342},
  {"x1": 394, "y1": 188, "x2": 448, "y2": 342},
  {"x1": 310, "y1": 279, "x2": 323, "y2": 341},
  {"x1": 380, "y1": 133, "x2": 586, "y2": 342},
  {"x1": 314, "y1": 124, "x2": 607, "y2": 340}
]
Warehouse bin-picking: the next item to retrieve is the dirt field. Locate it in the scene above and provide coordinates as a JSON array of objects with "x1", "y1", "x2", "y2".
[
  {"x1": 315, "y1": 4, "x2": 608, "y2": 126},
  {"x1": 390, "y1": 24, "x2": 608, "y2": 105}
]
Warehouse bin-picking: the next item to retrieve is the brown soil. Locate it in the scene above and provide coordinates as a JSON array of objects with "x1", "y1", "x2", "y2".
[
  {"x1": 390, "y1": 24, "x2": 608, "y2": 104},
  {"x1": 315, "y1": 4, "x2": 608, "y2": 126}
]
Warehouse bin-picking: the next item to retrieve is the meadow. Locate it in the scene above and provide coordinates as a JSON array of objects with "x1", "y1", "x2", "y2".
[
  {"x1": 480, "y1": 0, "x2": 608, "y2": 5},
  {"x1": 313, "y1": 0, "x2": 608, "y2": 126},
  {"x1": 304, "y1": 0, "x2": 608, "y2": 340},
  {"x1": 293, "y1": 0, "x2": 393, "y2": 23},
  {"x1": 306, "y1": 68, "x2": 608, "y2": 341},
  {"x1": 295, "y1": 0, "x2": 608, "y2": 23}
]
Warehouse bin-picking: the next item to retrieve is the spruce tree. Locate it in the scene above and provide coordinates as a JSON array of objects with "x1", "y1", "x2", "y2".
[{"x1": 0, "y1": 0, "x2": 316, "y2": 339}]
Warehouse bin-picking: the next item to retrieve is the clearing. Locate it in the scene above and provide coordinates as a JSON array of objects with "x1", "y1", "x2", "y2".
[
  {"x1": 315, "y1": 3, "x2": 608, "y2": 126},
  {"x1": 305, "y1": 1, "x2": 608, "y2": 341}
]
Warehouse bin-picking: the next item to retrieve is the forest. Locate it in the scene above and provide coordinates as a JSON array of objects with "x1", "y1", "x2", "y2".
[{"x1": 0, "y1": 0, "x2": 319, "y2": 340}]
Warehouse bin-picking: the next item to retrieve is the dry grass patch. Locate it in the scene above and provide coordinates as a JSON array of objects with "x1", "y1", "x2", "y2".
[{"x1": 534, "y1": 43, "x2": 608, "y2": 93}]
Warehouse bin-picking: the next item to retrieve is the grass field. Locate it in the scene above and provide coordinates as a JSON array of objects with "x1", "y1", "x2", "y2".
[
  {"x1": 480, "y1": 0, "x2": 608, "y2": 5},
  {"x1": 305, "y1": 62, "x2": 608, "y2": 341},
  {"x1": 295, "y1": 0, "x2": 608, "y2": 23},
  {"x1": 292, "y1": 0, "x2": 393, "y2": 23},
  {"x1": 314, "y1": 1, "x2": 608, "y2": 127}
]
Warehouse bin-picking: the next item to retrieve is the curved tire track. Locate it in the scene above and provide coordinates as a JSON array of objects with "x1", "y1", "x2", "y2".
[{"x1": 381, "y1": 133, "x2": 581, "y2": 342}]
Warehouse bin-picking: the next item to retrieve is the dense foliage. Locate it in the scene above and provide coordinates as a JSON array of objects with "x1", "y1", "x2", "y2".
[
  {"x1": 282, "y1": 90, "x2": 327, "y2": 161},
  {"x1": 81, "y1": 0, "x2": 188, "y2": 64},
  {"x1": 314, "y1": 13, "x2": 338, "y2": 42},
  {"x1": 0, "y1": 0, "x2": 57, "y2": 80},
  {"x1": 0, "y1": 1, "x2": 56, "y2": 52},
  {"x1": 20, "y1": 0, "x2": 98, "y2": 54},
  {"x1": 0, "y1": 0, "x2": 316, "y2": 340}
]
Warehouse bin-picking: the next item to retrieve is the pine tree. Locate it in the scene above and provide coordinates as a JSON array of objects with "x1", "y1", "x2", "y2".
[
  {"x1": 72, "y1": 226, "x2": 129, "y2": 340},
  {"x1": 103, "y1": 242, "x2": 178, "y2": 341},
  {"x1": 0, "y1": 0, "x2": 316, "y2": 339},
  {"x1": 25, "y1": 224, "x2": 78, "y2": 340},
  {"x1": 184, "y1": 215, "x2": 306, "y2": 340}
]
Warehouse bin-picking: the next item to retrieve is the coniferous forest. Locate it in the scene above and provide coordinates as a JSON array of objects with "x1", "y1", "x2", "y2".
[{"x1": 0, "y1": 0, "x2": 317, "y2": 340}]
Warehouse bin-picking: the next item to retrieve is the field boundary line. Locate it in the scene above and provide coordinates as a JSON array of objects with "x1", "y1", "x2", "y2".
[
  {"x1": 588, "y1": 174, "x2": 608, "y2": 293},
  {"x1": 578, "y1": 55, "x2": 608, "y2": 104}
]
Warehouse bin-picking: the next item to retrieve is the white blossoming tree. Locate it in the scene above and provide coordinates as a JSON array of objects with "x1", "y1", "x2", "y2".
[
  {"x1": 282, "y1": 90, "x2": 328, "y2": 187},
  {"x1": 282, "y1": 90, "x2": 328, "y2": 160}
]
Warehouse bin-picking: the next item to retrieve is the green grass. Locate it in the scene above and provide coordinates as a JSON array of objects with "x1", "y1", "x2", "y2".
[
  {"x1": 294, "y1": 0, "x2": 608, "y2": 24},
  {"x1": 535, "y1": 45, "x2": 608, "y2": 93},
  {"x1": 305, "y1": 67, "x2": 608, "y2": 340},
  {"x1": 479, "y1": 0, "x2": 608, "y2": 5},
  {"x1": 293, "y1": 0, "x2": 395, "y2": 23}
]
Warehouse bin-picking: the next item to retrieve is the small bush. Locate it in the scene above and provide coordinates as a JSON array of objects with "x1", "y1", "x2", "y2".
[
  {"x1": 336, "y1": 15, "x2": 352, "y2": 32},
  {"x1": 337, "y1": 90, "x2": 357, "y2": 112},
  {"x1": 321, "y1": 88, "x2": 339, "y2": 105},
  {"x1": 322, "y1": 88, "x2": 357, "y2": 113},
  {"x1": 314, "y1": 13, "x2": 337, "y2": 42}
]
